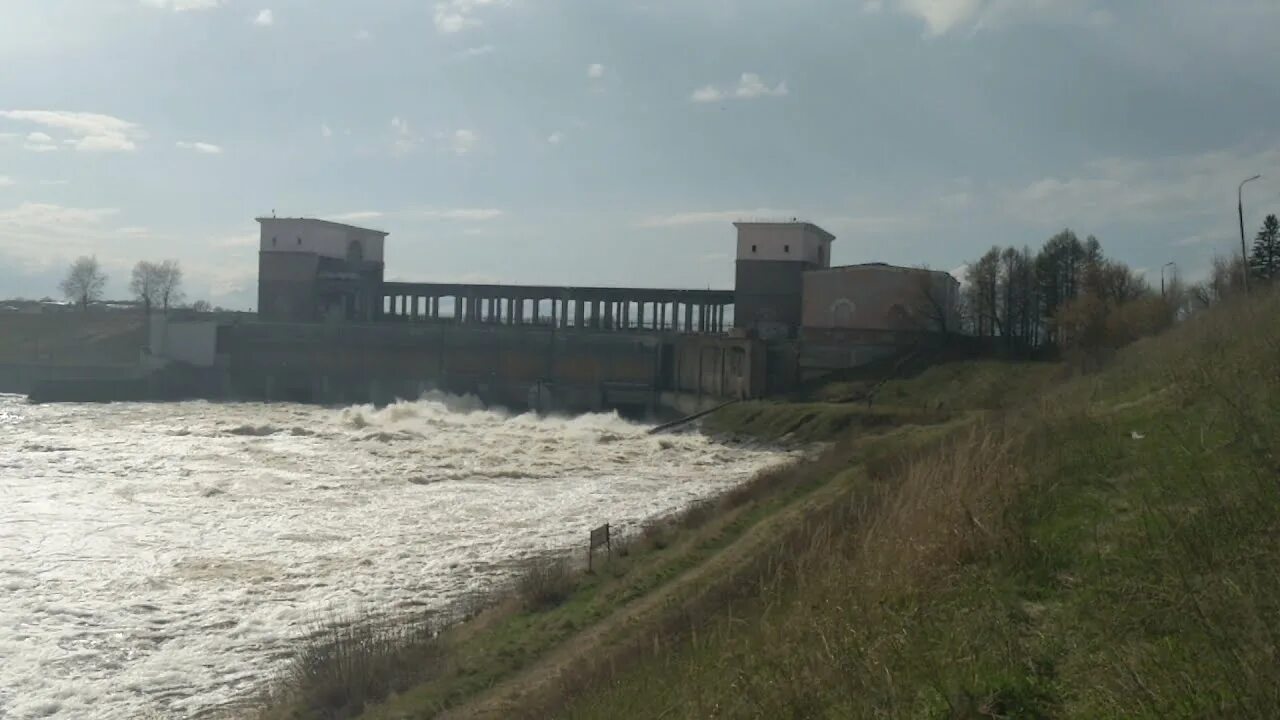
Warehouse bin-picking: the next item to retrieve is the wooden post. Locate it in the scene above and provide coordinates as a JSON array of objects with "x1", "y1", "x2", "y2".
[{"x1": 588, "y1": 522, "x2": 611, "y2": 572}]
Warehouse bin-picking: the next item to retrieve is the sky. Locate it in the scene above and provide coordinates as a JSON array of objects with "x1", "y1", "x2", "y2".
[{"x1": 1, "y1": 0, "x2": 1279, "y2": 309}]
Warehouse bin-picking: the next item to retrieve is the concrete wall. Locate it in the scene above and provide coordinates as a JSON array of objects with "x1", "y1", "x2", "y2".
[
  {"x1": 258, "y1": 218, "x2": 386, "y2": 262},
  {"x1": 734, "y1": 260, "x2": 806, "y2": 339},
  {"x1": 802, "y1": 265, "x2": 961, "y2": 332},
  {"x1": 734, "y1": 222, "x2": 833, "y2": 267},
  {"x1": 669, "y1": 335, "x2": 764, "y2": 401},
  {"x1": 258, "y1": 252, "x2": 320, "y2": 322},
  {"x1": 150, "y1": 318, "x2": 219, "y2": 367},
  {"x1": 0, "y1": 363, "x2": 142, "y2": 395},
  {"x1": 216, "y1": 321, "x2": 759, "y2": 413}
]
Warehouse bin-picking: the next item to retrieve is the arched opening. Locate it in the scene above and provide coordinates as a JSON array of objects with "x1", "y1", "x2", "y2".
[
  {"x1": 829, "y1": 298, "x2": 855, "y2": 327},
  {"x1": 346, "y1": 239, "x2": 364, "y2": 263}
]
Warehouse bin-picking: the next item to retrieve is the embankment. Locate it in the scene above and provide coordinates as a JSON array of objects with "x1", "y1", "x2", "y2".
[{"x1": 259, "y1": 289, "x2": 1280, "y2": 719}]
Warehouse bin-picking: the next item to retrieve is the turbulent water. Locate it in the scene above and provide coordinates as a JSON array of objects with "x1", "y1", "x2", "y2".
[{"x1": 0, "y1": 393, "x2": 787, "y2": 719}]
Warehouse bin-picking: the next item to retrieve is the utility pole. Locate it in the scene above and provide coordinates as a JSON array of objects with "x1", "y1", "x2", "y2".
[{"x1": 1239, "y1": 175, "x2": 1261, "y2": 294}]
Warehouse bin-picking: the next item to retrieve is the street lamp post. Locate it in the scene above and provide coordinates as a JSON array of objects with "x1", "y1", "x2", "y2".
[
  {"x1": 1239, "y1": 175, "x2": 1261, "y2": 293},
  {"x1": 1161, "y1": 261, "x2": 1177, "y2": 297}
]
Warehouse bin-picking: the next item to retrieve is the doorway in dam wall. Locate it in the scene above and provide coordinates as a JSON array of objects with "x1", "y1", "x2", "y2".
[{"x1": 659, "y1": 344, "x2": 676, "y2": 389}]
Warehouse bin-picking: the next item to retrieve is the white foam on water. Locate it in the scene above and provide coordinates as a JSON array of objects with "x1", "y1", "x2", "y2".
[{"x1": 0, "y1": 395, "x2": 788, "y2": 719}]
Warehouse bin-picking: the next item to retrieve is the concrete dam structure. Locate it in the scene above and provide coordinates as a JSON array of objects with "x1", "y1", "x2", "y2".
[
  {"x1": 219, "y1": 305, "x2": 762, "y2": 415},
  {"x1": 32, "y1": 216, "x2": 959, "y2": 410}
]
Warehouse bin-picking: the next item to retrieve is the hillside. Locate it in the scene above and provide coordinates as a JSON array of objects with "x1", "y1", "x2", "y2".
[
  {"x1": 557, "y1": 292, "x2": 1280, "y2": 718},
  {"x1": 260, "y1": 289, "x2": 1280, "y2": 720},
  {"x1": 0, "y1": 312, "x2": 145, "y2": 365}
]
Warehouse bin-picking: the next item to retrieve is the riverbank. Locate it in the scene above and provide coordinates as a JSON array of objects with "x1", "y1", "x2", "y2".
[{"x1": 262, "y1": 288, "x2": 1280, "y2": 719}]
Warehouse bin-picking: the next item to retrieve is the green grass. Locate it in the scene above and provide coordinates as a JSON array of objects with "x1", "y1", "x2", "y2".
[
  {"x1": 703, "y1": 401, "x2": 951, "y2": 444},
  {"x1": 560, "y1": 291, "x2": 1280, "y2": 719},
  {"x1": 264, "y1": 289, "x2": 1280, "y2": 720}
]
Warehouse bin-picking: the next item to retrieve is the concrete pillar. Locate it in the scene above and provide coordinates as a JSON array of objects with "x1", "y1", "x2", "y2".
[
  {"x1": 636, "y1": 302, "x2": 645, "y2": 330},
  {"x1": 622, "y1": 301, "x2": 631, "y2": 329},
  {"x1": 658, "y1": 302, "x2": 666, "y2": 331},
  {"x1": 593, "y1": 300, "x2": 603, "y2": 329},
  {"x1": 575, "y1": 299, "x2": 585, "y2": 329},
  {"x1": 684, "y1": 303, "x2": 694, "y2": 334},
  {"x1": 561, "y1": 298, "x2": 570, "y2": 328}
]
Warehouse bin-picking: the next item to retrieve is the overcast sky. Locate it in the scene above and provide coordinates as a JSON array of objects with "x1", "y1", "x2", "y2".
[{"x1": 2, "y1": 0, "x2": 1279, "y2": 309}]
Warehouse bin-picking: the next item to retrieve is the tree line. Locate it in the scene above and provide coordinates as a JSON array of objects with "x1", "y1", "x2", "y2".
[
  {"x1": 954, "y1": 214, "x2": 1280, "y2": 355},
  {"x1": 958, "y1": 229, "x2": 1165, "y2": 353},
  {"x1": 58, "y1": 255, "x2": 210, "y2": 314}
]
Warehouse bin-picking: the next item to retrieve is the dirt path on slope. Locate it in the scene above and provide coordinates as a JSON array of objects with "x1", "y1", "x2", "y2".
[{"x1": 434, "y1": 479, "x2": 848, "y2": 720}]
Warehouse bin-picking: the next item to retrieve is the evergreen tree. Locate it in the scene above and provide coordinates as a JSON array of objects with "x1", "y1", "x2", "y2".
[{"x1": 1248, "y1": 214, "x2": 1280, "y2": 282}]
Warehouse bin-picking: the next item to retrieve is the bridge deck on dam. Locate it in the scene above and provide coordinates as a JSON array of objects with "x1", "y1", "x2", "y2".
[{"x1": 381, "y1": 281, "x2": 734, "y2": 334}]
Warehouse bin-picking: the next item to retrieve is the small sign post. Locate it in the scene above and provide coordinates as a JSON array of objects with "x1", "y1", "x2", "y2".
[{"x1": 588, "y1": 523, "x2": 611, "y2": 572}]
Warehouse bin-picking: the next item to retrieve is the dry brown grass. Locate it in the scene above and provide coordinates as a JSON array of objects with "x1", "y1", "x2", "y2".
[
  {"x1": 261, "y1": 612, "x2": 441, "y2": 720},
  {"x1": 514, "y1": 556, "x2": 578, "y2": 610}
]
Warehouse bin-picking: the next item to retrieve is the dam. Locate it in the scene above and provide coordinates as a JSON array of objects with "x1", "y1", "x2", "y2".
[{"x1": 27, "y1": 216, "x2": 963, "y2": 411}]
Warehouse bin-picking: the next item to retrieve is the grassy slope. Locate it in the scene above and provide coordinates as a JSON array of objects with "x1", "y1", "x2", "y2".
[
  {"x1": 560, "y1": 291, "x2": 1280, "y2": 719},
  {"x1": 268, "y1": 290, "x2": 1279, "y2": 720},
  {"x1": 0, "y1": 313, "x2": 144, "y2": 365}
]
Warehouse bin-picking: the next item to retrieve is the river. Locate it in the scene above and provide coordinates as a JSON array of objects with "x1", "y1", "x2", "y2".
[{"x1": 0, "y1": 393, "x2": 786, "y2": 719}]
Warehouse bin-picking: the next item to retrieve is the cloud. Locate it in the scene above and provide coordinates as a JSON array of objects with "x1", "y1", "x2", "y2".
[
  {"x1": 546, "y1": 131, "x2": 564, "y2": 145},
  {"x1": 896, "y1": 0, "x2": 984, "y2": 35},
  {"x1": 887, "y1": 0, "x2": 1109, "y2": 37},
  {"x1": 140, "y1": 0, "x2": 222, "y2": 11},
  {"x1": 460, "y1": 44, "x2": 495, "y2": 58},
  {"x1": 1003, "y1": 142, "x2": 1280, "y2": 228},
  {"x1": 1172, "y1": 234, "x2": 1217, "y2": 248},
  {"x1": 434, "y1": 0, "x2": 505, "y2": 33},
  {"x1": 390, "y1": 115, "x2": 421, "y2": 154},
  {"x1": 587, "y1": 63, "x2": 605, "y2": 79},
  {"x1": 329, "y1": 211, "x2": 384, "y2": 221},
  {"x1": 23, "y1": 131, "x2": 59, "y2": 152},
  {"x1": 355, "y1": 29, "x2": 372, "y2": 41},
  {"x1": 690, "y1": 73, "x2": 788, "y2": 103},
  {"x1": 638, "y1": 208, "x2": 796, "y2": 228},
  {"x1": 1, "y1": 110, "x2": 144, "y2": 152},
  {"x1": 410, "y1": 207, "x2": 504, "y2": 221},
  {"x1": 0, "y1": 202, "x2": 130, "y2": 269},
  {"x1": 441, "y1": 128, "x2": 478, "y2": 156},
  {"x1": 321, "y1": 123, "x2": 333, "y2": 138},
  {"x1": 176, "y1": 140, "x2": 223, "y2": 154},
  {"x1": 212, "y1": 234, "x2": 259, "y2": 249},
  {"x1": 39, "y1": 179, "x2": 70, "y2": 186},
  {"x1": 0, "y1": 176, "x2": 14, "y2": 188},
  {"x1": 252, "y1": 9, "x2": 273, "y2": 26},
  {"x1": 336, "y1": 207, "x2": 503, "y2": 222}
]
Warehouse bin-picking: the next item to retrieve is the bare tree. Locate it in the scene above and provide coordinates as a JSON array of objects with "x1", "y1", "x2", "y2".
[
  {"x1": 156, "y1": 260, "x2": 184, "y2": 312},
  {"x1": 130, "y1": 261, "x2": 161, "y2": 315},
  {"x1": 59, "y1": 256, "x2": 108, "y2": 312},
  {"x1": 912, "y1": 266, "x2": 959, "y2": 335},
  {"x1": 964, "y1": 248, "x2": 1001, "y2": 338},
  {"x1": 131, "y1": 259, "x2": 186, "y2": 315}
]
